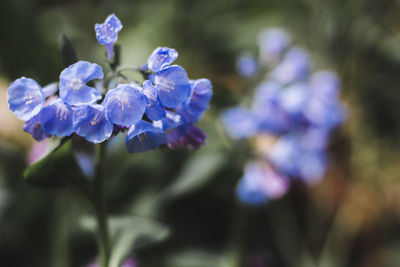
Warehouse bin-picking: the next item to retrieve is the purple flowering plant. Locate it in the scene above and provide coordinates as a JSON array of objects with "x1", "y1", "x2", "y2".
[
  {"x1": 8, "y1": 14, "x2": 212, "y2": 267},
  {"x1": 225, "y1": 27, "x2": 345, "y2": 205}
]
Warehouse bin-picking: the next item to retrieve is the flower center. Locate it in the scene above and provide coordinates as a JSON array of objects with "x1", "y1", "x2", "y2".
[{"x1": 71, "y1": 79, "x2": 83, "y2": 90}]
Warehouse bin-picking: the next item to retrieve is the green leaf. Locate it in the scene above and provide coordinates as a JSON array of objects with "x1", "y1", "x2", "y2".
[
  {"x1": 166, "y1": 249, "x2": 223, "y2": 267},
  {"x1": 162, "y1": 150, "x2": 226, "y2": 199},
  {"x1": 60, "y1": 34, "x2": 78, "y2": 68},
  {"x1": 24, "y1": 139, "x2": 88, "y2": 188},
  {"x1": 81, "y1": 215, "x2": 170, "y2": 267}
]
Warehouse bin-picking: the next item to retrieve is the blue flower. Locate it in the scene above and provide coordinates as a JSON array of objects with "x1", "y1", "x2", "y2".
[
  {"x1": 142, "y1": 80, "x2": 166, "y2": 121},
  {"x1": 59, "y1": 61, "x2": 104, "y2": 106},
  {"x1": 147, "y1": 47, "x2": 178, "y2": 72},
  {"x1": 252, "y1": 81, "x2": 290, "y2": 133},
  {"x1": 267, "y1": 134, "x2": 327, "y2": 182},
  {"x1": 297, "y1": 151, "x2": 326, "y2": 183},
  {"x1": 222, "y1": 108, "x2": 258, "y2": 139},
  {"x1": 23, "y1": 115, "x2": 51, "y2": 141},
  {"x1": 37, "y1": 98, "x2": 74, "y2": 137},
  {"x1": 236, "y1": 52, "x2": 258, "y2": 77},
  {"x1": 95, "y1": 14, "x2": 123, "y2": 60},
  {"x1": 154, "y1": 110, "x2": 184, "y2": 131},
  {"x1": 154, "y1": 65, "x2": 191, "y2": 108},
  {"x1": 8, "y1": 77, "x2": 45, "y2": 121},
  {"x1": 310, "y1": 71, "x2": 340, "y2": 101},
  {"x1": 104, "y1": 83, "x2": 147, "y2": 126},
  {"x1": 257, "y1": 27, "x2": 291, "y2": 62},
  {"x1": 267, "y1": 135, "x2": 301, "y2": 177},
  {"x1": 279, "y1": 82, "x2": 309, "y2": 119},
  {"x1": 237, "y1": 161, "x2": 289, "y2": 205},
  {"x1": 73, "y1": 104, "x2": 113, "y2": 143},
  {"x1": 42, "y1": 83, "x2": 58, "y2": 97},
  {"x1": 271, "y1": 47, "x2": 310, "y2": 83},
  {"x1": 125, "y1": 120, "x2": 166, "y2": 153},
  {"x1": 177, "y1": 78, "x2": 213, "y2": 123},
  {"x1": 237, "y1": 162, "x2": 268, "y2": 205}
]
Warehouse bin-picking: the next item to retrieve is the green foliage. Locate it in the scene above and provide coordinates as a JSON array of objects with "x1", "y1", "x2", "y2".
[{"x1": 24, "y1": 140, "x2": 88, "y2": 189}]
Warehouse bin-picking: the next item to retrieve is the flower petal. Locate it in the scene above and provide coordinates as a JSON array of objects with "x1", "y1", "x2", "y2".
[
  {"x1": 59, "y1": 61, "x2": 103, "y2": 105},
  {"x1": 147, "y1": 47, "x2": 178, "y2": 72},
  {"x1": 154, "y1": 65, "x2": 191, "y2": 108},
  {"x1": 125, "y1": 120, "x2": 166, "y2": 153},
  {"x1": 73, "y1": 104, "x2": 113, "y2": 143},
  {"x1": 142, "y1": 80, "x2": 166, "y2": 121},
  {"x1": 8, "y1": 77, "x2": 45, "y2": 121},
  {"x1": 104, "y1": 83, "x2": 147, "y2": 126},
  {"x1": 38, "y1": 98, "x2": 74, "y2": 137}
]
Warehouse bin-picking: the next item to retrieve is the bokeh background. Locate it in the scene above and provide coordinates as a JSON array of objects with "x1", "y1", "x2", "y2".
[{"x1": 1, "y1": 0, "x2": 400, "y2": 266}]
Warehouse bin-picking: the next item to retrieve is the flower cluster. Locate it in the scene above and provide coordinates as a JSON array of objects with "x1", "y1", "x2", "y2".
[
  {"x1": 223, "y1": 27, "x2": 345, "y2": 205},
  {"x1": 8, "y1": 14, "x2": 212, "y2": 153}
]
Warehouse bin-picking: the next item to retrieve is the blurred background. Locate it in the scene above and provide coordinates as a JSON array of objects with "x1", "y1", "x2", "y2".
[{"x1": 1, "y1": 0, "x2": 400, "y2": 266}]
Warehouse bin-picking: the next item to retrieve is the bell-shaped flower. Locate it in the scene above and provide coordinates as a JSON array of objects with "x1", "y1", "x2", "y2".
[
  {"x1": 147, "y1": 47, "x2": 178, "y2": 72},
  {"x1": 279, "y1": 82, "x2": 309, "y2": 120},
  {"x1": 73, "y1": 104, "x2": 113, "y2": 143},
  {"x1": 267, "y1": 135, "x2": 301, "y2": 177},
  {"x1": 222, "y1": 107, "x2": 258, "y2": 139},
  {"x1": 104, "y1": 83, "x2": 147, "y2": 127},
  {"x1": 23, "y1": 115, "x2": 51, "y2": 141},
  {"x1": 304, "y1": 95, "x2": 345, "y2": 129},
  {"x1": 153, "y1": 110, "x2": 184, "y2": 131},
  {"x1": 59, "y1": 61, "x2": 104, "y2": 106},
  {"x1": 142, "y1": 80, "x2": 166, "y2": 121},
  {"x1": 237, "y1": 161, "x2": 289, "y2": 205},
  {"x1": 297, "y1": 151, "x2": 326, "y2": 183},
  {"x1": 154, "y1": 65, "x2": 191, "y2": 108},
  {"x1": 236, "y1": 52, "x2": 258, "y2": 77},
  {"x1": 271, "y1": 47, "x2": 310, "y2": 83},
  {"x1": 310, "y1": 71, "x2": 340, "y2": 101},
  {"x1": 180, "y1": 78, "x2": 213, "y2": 122},
  {"x1": 125, "y1": 120, "x2": 166, "y2": 153},
  {"x1": 95, "y1": 14, "x2": 123, "y2": 60},
  {"x1": 257, "y1": 27, "x2": 291, "y2": 62},
  {"x1": 38, "y1": 98, "x2": 74, "y2": 137},
  {"x1": 8, "y1": 77, "x2": 45, "y2": 121},
  {"x1": 166, "y1": 126, "x2": 206, "y2": 150},
  {"x1": 252, "y1": 81, "x2": 290, "y2": 133}
]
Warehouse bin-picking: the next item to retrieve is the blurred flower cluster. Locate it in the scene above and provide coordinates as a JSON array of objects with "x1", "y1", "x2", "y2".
[
  {"x1": 7, "y1": 14, "x2": 212, "y2": 153},
  {"x1": 223, "y1": 27, "x2": 345, "y2": 205}
]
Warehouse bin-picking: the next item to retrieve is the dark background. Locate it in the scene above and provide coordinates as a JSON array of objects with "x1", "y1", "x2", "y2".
[{"x1": 1, "y1": 0, "x2": 400, "y2": 266}]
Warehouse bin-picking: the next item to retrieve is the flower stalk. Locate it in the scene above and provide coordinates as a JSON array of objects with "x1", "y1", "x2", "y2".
[{"x1": 92, "y1": 141, "x2": 111, "y2": 267}]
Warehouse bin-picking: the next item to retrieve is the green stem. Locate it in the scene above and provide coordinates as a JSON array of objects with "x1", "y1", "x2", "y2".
[{"x1": 92, "y1": 141, "x2": 111, "y2": 267}]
